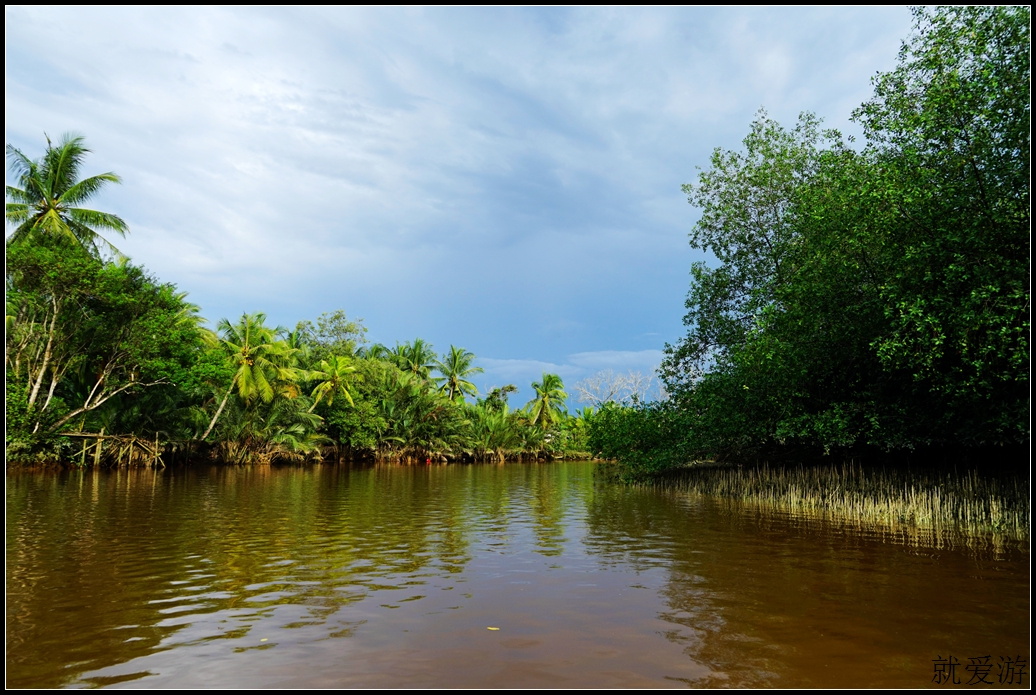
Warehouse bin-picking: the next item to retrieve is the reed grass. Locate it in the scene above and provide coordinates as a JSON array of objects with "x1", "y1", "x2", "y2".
[{"x1": 642, "y1": 462, "x2": 1030, "y2": 547}]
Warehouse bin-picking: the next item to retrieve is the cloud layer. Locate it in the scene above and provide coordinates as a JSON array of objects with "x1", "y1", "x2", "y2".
[{"x1": 5, "y1": 7, "x2": 913, "y2": 404}]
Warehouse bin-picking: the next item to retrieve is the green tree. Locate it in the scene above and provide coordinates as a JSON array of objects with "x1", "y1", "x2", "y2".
[
  {"x1": 201, "y1": 313, "x2": 298, "y2": 440},
  {"x1": 373, "y1": 368, "x2": 469, "y2": 461},
  {"x1": 853, "y1": 5, "x2": 1029, "y2": 444},
  {"x1": 468, "y1": 403, "x2": 521, "y2": 462},
  {"x1": 308, "y1": 355, "x2": 358, "y2": 412},
  {"x1": 6, "y1": 133, "x2": 129, "y2": 257},
  {"x1": 663, "y1": 111, "x2": 832, "y2": 385},
  {"x1": 525, "y1": 372, "x2": 568, "y2": 430},
  {"x1": 6, "y1": 239, "x2": 206, "y2": 442},
  {"x1": 211, "y1": 391, "x2": 327, "y2": 464},
  {"x1": 392, "y1": 338, "x2": 438, "y2": 380},
  {"x1": 434, "y1": 345, "x2": 483, "y2": 401},
  {"x1": 321, "y1": 357, "x2": 394, "y2": 453},
  {"x1": 479, "y1": 384, "x2": 518, "y2": 413},
  {"x1": 295, "y1": 309, "x2": 367, "y2": 360},
  {"x1": 640, "y1": 5, "x2": 1031, "y2": 469}
]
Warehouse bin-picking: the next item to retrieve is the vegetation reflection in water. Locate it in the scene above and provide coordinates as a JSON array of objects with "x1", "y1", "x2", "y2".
[
  {"x1": 6, "y1": 463, "x2": 580, "y2": 687},
  {"x1": 6, "y1": 462, "x2": 1030, "y2": 688}
]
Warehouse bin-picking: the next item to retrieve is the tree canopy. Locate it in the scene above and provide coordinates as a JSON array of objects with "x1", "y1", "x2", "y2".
[
  {"x1": 434, "y1": 346, "x2": 483, "y2": 401},
  {"x1": 6, "y1": 133, "x2": 129, "y2": 257},
  {"x1": 594, "y1": 6, "x2": 1030, "y2": 474}
]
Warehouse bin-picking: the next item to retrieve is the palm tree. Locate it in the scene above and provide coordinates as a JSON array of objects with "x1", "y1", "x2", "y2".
[
  {"x1": 308, "y1": 355, "x2": 358, "y2": 411},
  {"x1": 171, "y1": 290, "x2": 218, "y2": 345},
  {"x1": 6, "y1": 133, "x2": 129, "y2": 257},
  {"x1": 214, "y1": 394, "x2": 328, "y2": 464},
  {"x1": 282, "y1": 328, "x2": 314, "y2": 371},
  {"x1": 394, "y1": 338, "x2": 437, "y2": 380},
  {"x1": 359, "y1": 343, "x2": 391, "y2": 361},
  {"x1": 434, "y1": 345, "x2": 483, "y2": 401},
  {"x1": 201, "y1": 312, "x2": 298, "y2": 440},
  {"x1": 525, "y1": 372, "x2": 568, "y2": 429},
  {"x1": 571, "y1": 406, "x2": 596, "y2": 424}
]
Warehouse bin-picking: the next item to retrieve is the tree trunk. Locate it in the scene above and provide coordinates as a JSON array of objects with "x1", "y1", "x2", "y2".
[
  {"x1": 27, "y1": 298, "x2": 59, "y2": 409},
  {"x1": 50, "y1": 380, "x2": 165, "y2": 433},
  {"x1": 201, "y1": 376, "x2": 237, "y2": 441},
  {"x1": 41, "y1": 367, "x2": 60, "y2": 412}
]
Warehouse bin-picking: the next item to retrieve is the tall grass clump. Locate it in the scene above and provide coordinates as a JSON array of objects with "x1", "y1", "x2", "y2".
[{"x1": 637, "y1": 462, "x2": 1029, "y2": 547}]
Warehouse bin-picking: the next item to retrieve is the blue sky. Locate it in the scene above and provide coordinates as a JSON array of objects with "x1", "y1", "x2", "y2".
[{"x1": 5, "y1": 6, "x2": 913, "y2": 406}]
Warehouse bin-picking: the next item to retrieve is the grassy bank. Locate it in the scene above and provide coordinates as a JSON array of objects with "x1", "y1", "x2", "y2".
[{"x1": 610, "y1": 462, "x2": 1030, "y2": 548}]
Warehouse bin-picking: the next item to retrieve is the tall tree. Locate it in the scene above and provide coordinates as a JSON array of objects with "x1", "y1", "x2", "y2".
[
  {"x1": 853, "y1": 5, "x2": 1030, "y2": 444},
  {"x1": 308, "y1": 355, "x2": 358, "y2": 412},
  {"x1": 480, "y1": 384, "x2": 518, "y2": 413},
  {"x1": 6, "y1": 240, "x2": 203, "y2": 437},
  {"x1": 6, "y1": 133, "x2": 129, "y2": 257},
  {"x1": 201, "y1": 313, "x2": 297, "y2": 440},
  {"x1": 393, "y1": 338, "x2": 437, "y2": 380},
  {"x1": 651, "y1": 5, "x2": 1030, "y2": 463},
  {"x1": 295, "y1": 309, "x2": 367, "y2": 360},
  {"x1": 434, "y1": 346, "x2": 483, "y2": 401},
  {"x1": 525, "y1": 373, "x2": 568, "y2": 430}
]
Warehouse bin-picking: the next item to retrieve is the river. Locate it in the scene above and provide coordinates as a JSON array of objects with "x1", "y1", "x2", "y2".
[{"x1": 6, "y1": 461, "x2": 1029, "y2": 688}]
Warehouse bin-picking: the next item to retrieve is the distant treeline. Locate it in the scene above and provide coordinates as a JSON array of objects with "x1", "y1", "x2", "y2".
[
  {"x1": 589, "y1": 7, "x2": 1030, "y2": 477},
  {"x1": 5, "y1": 242, "x2": 591, "y2": 465},
  {"x1": 5, "y1": 142, "x2": 590, "y2": 466}
]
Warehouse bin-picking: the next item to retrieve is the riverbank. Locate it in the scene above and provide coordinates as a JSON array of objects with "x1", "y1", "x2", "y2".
[{"x1": 4, "y1": 442, "x2": 599, "y2": 470}]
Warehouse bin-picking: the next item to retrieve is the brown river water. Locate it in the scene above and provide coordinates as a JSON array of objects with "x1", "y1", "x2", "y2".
[{"x1": 6, "y1": 461, "x2": 1030, "y2": 688}]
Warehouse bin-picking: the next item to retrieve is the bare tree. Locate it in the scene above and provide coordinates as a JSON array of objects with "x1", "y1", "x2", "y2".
[{"x1": 572, "y1": 369, "x2": 661, "y2": 407}]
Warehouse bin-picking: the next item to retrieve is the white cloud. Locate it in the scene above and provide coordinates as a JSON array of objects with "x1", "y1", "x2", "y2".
[{"x1": 5, "y1": 6, "x2": 913, "y2": 370}]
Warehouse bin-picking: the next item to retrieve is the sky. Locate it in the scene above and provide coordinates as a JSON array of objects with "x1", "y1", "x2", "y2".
[{"x1": 5, "y1": 6, "x2": 914, "y2": 406}]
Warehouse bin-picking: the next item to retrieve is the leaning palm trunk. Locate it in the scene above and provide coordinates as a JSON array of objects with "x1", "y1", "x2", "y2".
[{"x1": 201, "y1": 375, "x2": 238, "y2": 440}]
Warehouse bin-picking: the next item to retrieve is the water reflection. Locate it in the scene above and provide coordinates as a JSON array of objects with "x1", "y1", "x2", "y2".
[
  {"x1": 584, "y1": 486, "x2": 1031, "y2": 687},
  {"x1": 5, "y1": 462, "x2": 1029, "y2": 688}
]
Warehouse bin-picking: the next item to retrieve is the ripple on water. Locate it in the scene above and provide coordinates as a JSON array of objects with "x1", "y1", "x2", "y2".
[{"x1": 4, "y1": 462, "x2": 1030, "y2": 689}]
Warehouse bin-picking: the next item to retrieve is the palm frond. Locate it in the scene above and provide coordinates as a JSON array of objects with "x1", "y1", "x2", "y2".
[
  {"x1": 5, "y1": 202, "x2": 30, "y2": 223},
  {"x1": 5, "y1": 145, "x2": 36, "y2": 182},
  {"x1": 5, "y1": 185, "x2": 32, "y2": 204},
  {"x1": 5, "y1": 134, "x2": 127, "y2": 257},
  {"x1": 61, "y1": 173, "x2": 122, "y2": 206},
  {"x1": 67, "y1": 218, "x2": 125, "y2": 259},
  {"x1": 44, "y1": 133, "x2": 88, "y2": 194},
  {"x1": 5, "y1": 219, "x2": 36, "y2": 246},
  {"x1": 66, "y1": 207, "x2": 129, "y2": 235}
]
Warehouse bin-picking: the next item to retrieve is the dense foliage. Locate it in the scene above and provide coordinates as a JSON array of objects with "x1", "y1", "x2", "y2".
[
  {"x1": 5, "y1": 194, "x2": 591, "y2": 465},
  {"x1": 6, "y1": 266, "x2": 593, "y2": 465},
  {"x1": 591, "y1": 7, "x2": 1029, "y2": 476},
  {"x1": 6, "y1": 238, "x2": 214, "y2": 461}
]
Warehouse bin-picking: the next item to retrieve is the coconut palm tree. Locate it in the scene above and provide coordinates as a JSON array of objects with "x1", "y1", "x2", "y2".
[
  {"x1": 6, "y1": 133, "x2": 129, "y2": 257},
  {"x1": 201, "y1": 312, "x2": 298, "y2": 440},
  {"x1": 394, "y1": 338, "x2": 437, "y2": 380},
  {"x1": 525, "y1": 372, "x2": 568, "y2": 429},
  {"x1": 308, "y1": 355, "x2": 358, "y2": 411},
  {"x1": 434, "y1": 345, "x2": 483, "y2": 401}
]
